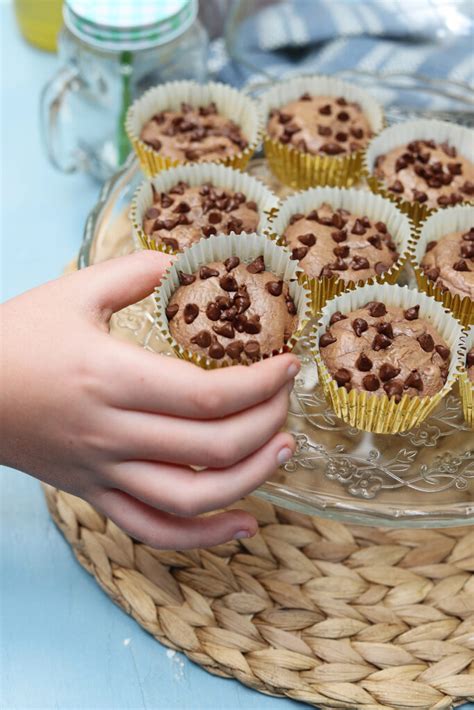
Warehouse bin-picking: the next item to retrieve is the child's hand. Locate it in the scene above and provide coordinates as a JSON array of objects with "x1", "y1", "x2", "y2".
[{"x1": 1, "y1": 251, "x2": 299, "y2": 549}]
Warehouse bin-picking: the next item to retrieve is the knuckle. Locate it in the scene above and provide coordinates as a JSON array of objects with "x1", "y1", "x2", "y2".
[
  {"x1": 174, "y1": 489, "x2": 202, "y2": 518},
  {"x1": 211, "y1": 438, "x2": 239, "y2": 468},
  {"x1": 190, "y1": 380, "x2": 225, "y2": 419}
]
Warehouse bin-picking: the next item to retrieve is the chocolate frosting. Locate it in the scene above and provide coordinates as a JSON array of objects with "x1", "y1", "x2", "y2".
[
  {"x1": 143, "y1": 181, "x2": 259, "y2": 251},
  {"x1": 320, "y1": 303, "x2": 451, "y2": 398},
  {"x1": 167, "y1": 259, "x2": 298, "y2": 364},
  {"x1": 267, "y1": 94, "x2": 371, "y2": 156},
  {"x1": 140, "y1": 102, "x2": 248, "y2": 162},
  {"x1": 283, "y1": 202, "x2": 398, "y2": 283},
  {"x1": 420, "y1": 227, "x2": 474, "y2": 300},
  {"x1": 374, "y1": 139, "x2": 474, "y2": 210}
]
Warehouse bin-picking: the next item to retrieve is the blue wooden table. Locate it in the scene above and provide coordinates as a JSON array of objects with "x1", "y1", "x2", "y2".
[{"x1": 1, "y1": 5, "x2": 472, "y2": 709}]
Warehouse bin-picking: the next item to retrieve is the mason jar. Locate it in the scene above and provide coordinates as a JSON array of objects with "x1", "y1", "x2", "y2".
[{"x1": 41, "y1": 0, "x2": 208, "y2": 180}]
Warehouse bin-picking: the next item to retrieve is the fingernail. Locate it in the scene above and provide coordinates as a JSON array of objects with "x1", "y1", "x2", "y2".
[
  {"x1": 277, "y1": 446, "x2": 293, "y2": 466},
  {"x1": 287, "y1": 361, "x2": 300, "y2": 379},
  {"x1": 233, "y1": 529, "x2": 251, "y2": 540}
]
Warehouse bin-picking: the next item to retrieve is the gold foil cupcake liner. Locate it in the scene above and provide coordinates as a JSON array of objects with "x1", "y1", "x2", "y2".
[
  {"x1": 312, "y1": 282, "x2": 465, "y2": 434},
  {"x1": 130, "y1": 163, "x2": 280, "y2": 255},
  {"x1": 411, "y1": 204, "x2": 474, "y2": 326},
  {"x1": 155, "y1": 232, "x2": 312, "y2": 369},
  {"x1": 459, "y1": 326, "x2": 473, "y2": 429},
  {"x1": 259, "y1": 75, "x2": 384, "y2": 190},
  {"x1": 126, "y1": 81, "x2": 262, "y2": 178},
  {"x1": 364, "y1": 119, "x2": 474, "y2": 227},
  {"x1": 270, "y1": 186, "x2": 413, "y2": 315}
]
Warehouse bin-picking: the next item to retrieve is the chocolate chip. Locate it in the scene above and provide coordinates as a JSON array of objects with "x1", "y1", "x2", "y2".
[
  {"x1": 425, "y1": 241, "x2": 437, "y2": 253},
  {"x1": 289, "y1": 213, "x2": 304, "y2": 225},
  {"x1": 212, "y1": 323, "x2": 235, "y2": 339},
  {"x1": 318, "y1": 125, "x2": 332, "y2": 136},
  {"x1": 351, "y1": 127, "x2": 364, "y2": 139},
  {"x1": 389, "y1": 181, "x2": 404, "y2": 194},
  {"x1": 375, "y1": 221, "x2": 387, "y2": 234},
  {"x1": 405, "y1": 370, "x2": 424, "y2": 391},
  {"x1": 335, "y1": 131, "x2": 348, "y2": 142},
  {"x1": 330, "y1": 258, "x2": 348, "y2": 271},
  {"x1": 159, "y1": 236, "x2": 179, "y2": 251},
  {"x1": 463, "y1": 229, "x2": 474, "y2": 241},
  {"x1": 331, "y1": 245, "x2": 349, "y2": 259},
  {"x1": 306, "y1": 210, "x2": 319, "y2": 221},
  {"x1": 284, "y1": 122, "x2": 300, "y2": 136},
  {"x1": 337, "y1": 110, "x2": 350, "y2": 122},
  {"x1": 170, "y1": 181, "x2": 189, "y2": 194},
  {"x1": 453, "y1": 259, "x2": 469, "y2": 271},
  {"x1": 165, "y1": 303, "x2": 179, "y2": 320},
  {"x1": 413, "y1": 190, "x2": 428, "y2": 203},
  {"x1": 363, "y1": 374, "x2": 380, "y2": 391},
  {"x1": 300, "y1": 92, "x2": 312, "y2": 101},
  {"x1": 467, "y1": 350, "x2": 474, "y2": 367},
  {"x1": 336, "y1": 97, "x2": 347, "y2": 106},
  {"x1": 266, "y1": 280, "x2": 283, "y2": 296},
  {"x1": 200, "y1": 266, "x2": 219, "y2": 280},
  {"x1": 374, "y1": 262, "x2": 388, "y2": 275},
  {"x1": 184, "y1": 148, "x2": 200, "y2": 160},
  {"x1": 227, "y1": 217, "x2": 244, "y2": 234},
  {"x1": 351, "y1": 255, "x2": 370, "y2": 271},
  {"x1": 461, "y1": 181, "x2": 474, "y2": 196},
  {"x1": 298, "y1": 233, "x2": 316, "y2": 247},
  {"x1": 320, "y1": 142, "x2": 345, "y2": 155},
  {"x1": 404, "y1": 305, "x2": 420, "y2": 321},
  {"x1": 320, "y1": 332, "x2": 336, "y2": 347},
  {"x1": 329, "y1": 311, "x2": 347, "y2": 325},
  {"x1": 367, "y1": 235, "x2": 382, "y2": 250},
  {"x1": 208, "y1": 211, "x2": 222, "y2": 224},
  {"x1": 145, "y1": 207, "x2": 160, "y2": 219},
  {"x1": 351, "y1": 219, "x2": 366, "y2": 236},
  {"x1": 206, "y1": 302, "x2": 221, "y2": 321},
  {"x1": 244, "y1": 340, "x2": 260, "y2": 360},
  {"x1": 191, "y1": 330, "x2": 212, "y2": 348},
  {"x1": 424, "y1": 267, "x2": 440, "y2": 281},
  {"x1": 220, "y1": 274, "x2": 238, "y2": 292},
  {"x1": 352, "y1": 318, "x2": 368, "y2": 337},
  {"x1": 278, "y1": 112, "x2": 292, "y2": 124},
  {"x1": 334, "y1": 368, "x2": 351, "y2": 386},
  {"x1": 246, "y1": 201, "x2": 258, "y2": 212},
  {"x1": 461, "y1": 243, "x2": 474, "y2": 258},
  {"x1": 202, "y1": 225, "x2": 217, "y2": 238},
  {"x1": 244, "y1": 316, "x2": 261, "y2": 334},
  {"x1": 178, "y1": 271, "x2": 196, "y2": 285},
  {"x1": 176, "y1": 214, "x2": 191, "y2": 226},
  {"x1": 356, "y1": 353, "x2": 373, "y2": 371},
  {"x1": 209, "y1": 341, "x2": 225, "y2": 359},
  {"x1": 319, "y1": 104, "x2": 332, "y2": 115},
  {"x1": 377, "y1": 322, "x2": 394, "y2": 339},
  {"x1": 226, "y1": 340, "x2": 244, "y2": 360},
  {"x1": 379, "y1": 363, "x2": 401, "y2": 382},
  {"x1": 161, "y1": 194, "x2": 174, "y2": 208},
  {"x1": 247, "y1": 256, "x2": 265, "y2": 273},
  {"x1": 173, "y1": 201, "x2": 190, "y2": 214},
  {"x1": 440, "y1": 141, "x2": 456, "y2": 158},
  {"x1": 367, "y1": 301, "x2": 387, "y2": 317},
  {"x1": 435, "y1": 344, "x2": 450, "y2": 361},
  {"x1": 146, "y1": 138, "x2": 162, "y2": 151},
  {"x1": 291, "y1": 246, "x2": 308, "y2": 261},
  {"x1": 234, "y1": 287, "x2": 250, "y2": 314},
  {"x1": 373, "y1": 333, "x2": 392, "y2": 351},
  {"x1": 222, "y1": 306, "x2": 238, "y2": 322},
  {"x1": 184, "y1": 303, "x2": 199, "y2": 324},
  {"x1": 286, "y1": 297, "x2": 297, "y2": 315},
  {"x1": 331, "y1": 230, "x2": 347, "y2": 243},
  {"x1": 395, "y1": 157, "x2": 408, "y2": 172},
  {"x1": 383, "y1": 379, "x2": 404, "y2": 400}
]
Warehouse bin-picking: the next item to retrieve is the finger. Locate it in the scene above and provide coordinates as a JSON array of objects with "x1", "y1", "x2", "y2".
[
  {"x1": 109, "y1": 382, "x2": 291, "y2": 468},
  {"x1": 110, "y1": 432, "x2": 294, "y2": 517},
  {"x1": 79, "y1": 251, "x2": 174, "y2": 318},
  {"x1": 106, "y1": 340, "x2": 300, "y2": 420},
  {"x1": 93, "y1": 489, "x2": 258, "y2": 550}
]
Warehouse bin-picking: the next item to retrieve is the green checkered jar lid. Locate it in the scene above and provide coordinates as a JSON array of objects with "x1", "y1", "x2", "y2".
[{"x1": 64, "y1": 0, "x2": 198, "y2": 51}]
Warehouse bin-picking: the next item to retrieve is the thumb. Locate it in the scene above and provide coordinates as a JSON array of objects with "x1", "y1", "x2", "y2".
[{"x1": 80, "y1": 250, "x2": 174, "y2": 319}]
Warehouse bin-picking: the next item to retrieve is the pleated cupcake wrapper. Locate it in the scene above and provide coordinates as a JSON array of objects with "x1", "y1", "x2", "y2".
[
  {"x1": 411, "y1": 204, "x2": 474, "y2": 326},
  {"x1": 364, "y1": 119, "x2": 474, "y2": 227},
  {"x1": 130, "y1": 163, "x2": 280, "y2": 254},
  {"x1": 259, "y1": 75, "x2": 384, "y2": 190},
  {"x1": 154, "y1": 232, "x2": 312, "y2": 369},
  {"x1": 269, "y1": 186, "x2": 413, "y2": 316},
  {"x1": 312, "y1": 282, "x2": 465, "y2": 434},
  {"x1": 126, "y1": 80, "x2": 262, "y2": 178},
  {"x1": 459, "y1": 326, "x2": 474, "y2": 429}
]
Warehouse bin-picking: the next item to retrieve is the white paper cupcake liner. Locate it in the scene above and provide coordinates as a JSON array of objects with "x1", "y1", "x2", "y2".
[
  {"x1": 459, "y1": 325, "x2": 473, "y2": 428},
  {"x1": 412, "y1": 204, "x2": 474, "y2": 325},
  {"x1": 365, "y1": 119, "x2": 474, "y2": 225},
  {"x1": 260, "y1": 74, "x2": 384, "y2": 189},
  {"x1": 130, "y1": 163, "x2": 280, "y2": 254},
  {"x1": 312, "y1": 282, "x2": 465, "y2": 433},
  {"x1": 270, "y1": 186, "x2": 413, "y2": 313},
  {"x1": 126, "y1": 80, "x2": 262, "y2": 177},
  {"x1": 154, "y1": 232, "x2": 312, "y2": 369}
]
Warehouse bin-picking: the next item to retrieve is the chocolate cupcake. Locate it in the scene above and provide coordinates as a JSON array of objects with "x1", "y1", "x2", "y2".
[
  {"x1": 260, "y1": 75, "x2": 383, "y2": 189},
  {"x1": 366, "y1": 120, "x2": 474, "y2": 225},
  {"x1": 313, "y1": 283, "x2": 464, "y2": 433},
  {"x1": 127, "y1": 81, "x2": 261, "y2": 177},
  {"x1": 271, "y1": 187, "x2": 411, "y2": 313},
  {"x1": 131, "y1": 163, "x2": 279, "y2": 254},
  {"x1": 156, "y1": 233, "x2": 311, "y2": 368},
  {"x1": 459, "y1": 327, "x2": 473, "y2": 429},
  {"x1": 413, "y1": 205, "x2": 474, "y2": 325}
]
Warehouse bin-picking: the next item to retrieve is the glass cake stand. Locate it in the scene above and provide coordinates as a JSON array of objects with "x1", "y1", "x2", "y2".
[{"x1": 80, "y1": 80, "x2": 473, "y2": 528}]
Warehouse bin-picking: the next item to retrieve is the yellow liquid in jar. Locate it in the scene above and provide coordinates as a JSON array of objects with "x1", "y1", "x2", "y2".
[{"x1": 14, "y1": 0, "x2": 64, "y2": 52}]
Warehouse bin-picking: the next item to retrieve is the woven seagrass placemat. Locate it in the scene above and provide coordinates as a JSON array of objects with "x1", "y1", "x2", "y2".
[{"x1": 43, "y1": 484, "x2": 474, "y2": 709}]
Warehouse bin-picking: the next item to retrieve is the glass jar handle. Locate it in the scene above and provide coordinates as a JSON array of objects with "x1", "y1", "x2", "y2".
[{"x1": 40, "y1": 66, "x2": 84, "y2": 173}]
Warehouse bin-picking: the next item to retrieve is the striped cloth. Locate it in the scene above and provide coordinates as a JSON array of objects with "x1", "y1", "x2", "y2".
[{"x1": 212, "y1": 0, "x2": 474, "y2": 110}]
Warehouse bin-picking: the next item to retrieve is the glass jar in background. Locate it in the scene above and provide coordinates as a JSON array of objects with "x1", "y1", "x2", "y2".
[
  {"x1": 15, "y1": 0, "x2": 63, "y2": 52},
  {"x1": 41, "y1": 0, "x2": 208, "y2": 180}
]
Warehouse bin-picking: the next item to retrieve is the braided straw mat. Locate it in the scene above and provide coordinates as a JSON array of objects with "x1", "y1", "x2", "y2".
[{"x1": 43, "y1": 484, "x2": 474, "y2": 710}]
